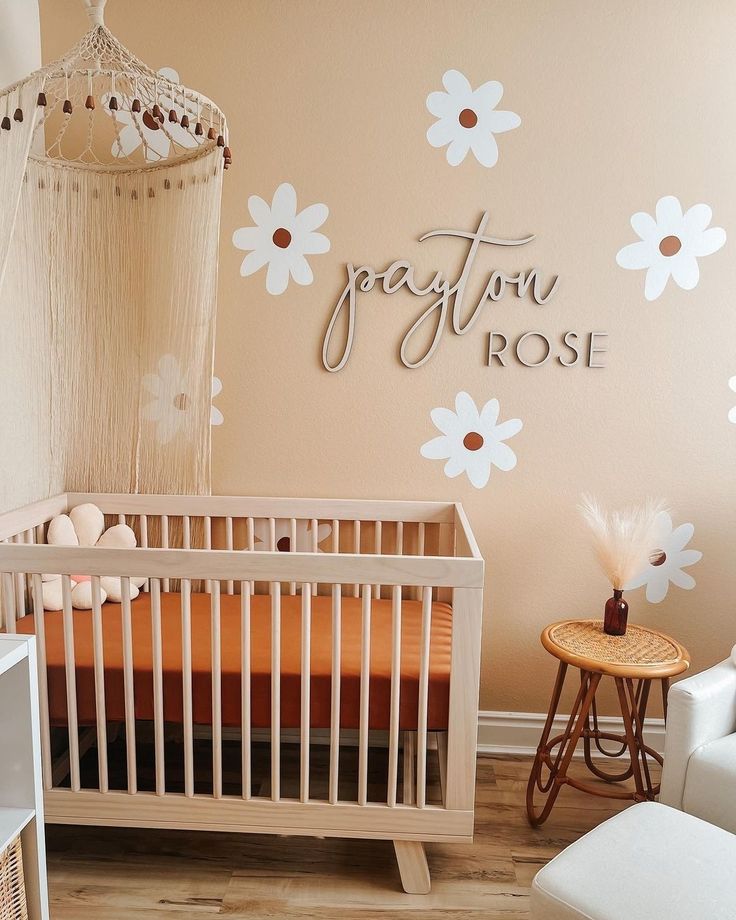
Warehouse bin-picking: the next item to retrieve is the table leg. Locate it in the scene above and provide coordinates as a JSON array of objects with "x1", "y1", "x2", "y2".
[
  {"x1": 627, "y1": 677, "x2": 663, "y2": 799},
  {"x1": 615, "y1": 677, "x2": 649, "y2": 801},
  {"x1": 527, "y1": 669, "x2": 601, "y2": 826},
  {"x1": 531, "y1": 661, "x2": 568, "y2": 795},
  {"x1": 661, "y1": 677, "x2": 670, "y2": 721},
  {"x1": 583, "y1": 682, "x2": 634, "y2": 783}
]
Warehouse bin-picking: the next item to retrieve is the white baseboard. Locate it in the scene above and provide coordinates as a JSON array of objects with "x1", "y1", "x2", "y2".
[
  {"x1": 200, "y1": 711, "x2": 665, "y2": 758},
  {"x1": 477, "y1": 710, "x2": 665, "y2": 757}
]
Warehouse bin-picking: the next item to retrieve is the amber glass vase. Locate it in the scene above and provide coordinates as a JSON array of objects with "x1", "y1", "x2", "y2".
[{"x1": 604, "y1": 589, "x2": 628, "y2": 636}]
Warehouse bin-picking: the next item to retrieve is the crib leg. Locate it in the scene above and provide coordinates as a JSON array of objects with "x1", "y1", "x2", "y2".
[{"x1": 393, "y1": 840, "x2": 430, "y2": 894}]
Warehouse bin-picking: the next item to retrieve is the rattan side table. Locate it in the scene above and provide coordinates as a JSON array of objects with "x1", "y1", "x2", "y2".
[{"x1": 526, "y1": 618, "x2": 689, "y2": 827}]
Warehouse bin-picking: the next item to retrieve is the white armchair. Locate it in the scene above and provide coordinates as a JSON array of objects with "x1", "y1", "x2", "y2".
[
  {"x1": 530, "y1": 655, "x2": 736, "y2": 919},
  {"x1": 659, "y1": 652, "x2": 736, "y2": 833}
]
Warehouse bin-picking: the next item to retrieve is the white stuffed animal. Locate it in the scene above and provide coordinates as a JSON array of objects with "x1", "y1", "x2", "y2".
[{"x1": 40, "y1": 503, "x2": 145, "y2": 610}]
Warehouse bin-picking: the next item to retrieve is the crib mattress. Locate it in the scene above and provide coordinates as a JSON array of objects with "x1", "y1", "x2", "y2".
[{"x1": 16, "y1": 591, "x2": 453, "y2": 731}]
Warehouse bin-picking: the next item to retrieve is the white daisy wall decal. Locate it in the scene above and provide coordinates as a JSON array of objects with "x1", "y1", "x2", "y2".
[
  {"x1": 107, "y1": 67, "x2": 202, "y2": 163},
  {"x1": 616, "y1": 196, "x2": 726, "y2": 301},
  {"x1": 252, "y1": 518, "x2": 332, "y2": 552},
  {"x1": 211, "y1": 376, "x2": 224, "y2": 426},
  {"x1": 232, "y1": 183, "x2": 330, "y2": 295},
  {"x1": 142, "y1": 354, "x2": 192, "y2": 444},
  {"x1": 420, "y1": 391, "x2": 522, "y2": 489},
  {"x1": 426, "y1": 69, "x2": 520, "y2": 167},
  {"x1": 142, "y1": 355, "x2": 221, "y2": 444},
  {"x1": 624, "y1": 511, "x2": 702, "y2": 604},
  {"x1": 729, "y1": 376, "x2": 736, "y2": 424}
]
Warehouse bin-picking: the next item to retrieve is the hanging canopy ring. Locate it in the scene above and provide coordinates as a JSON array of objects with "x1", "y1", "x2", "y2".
[{"x1": 0, "y1": 0, "x2": 231, "y2": 171}]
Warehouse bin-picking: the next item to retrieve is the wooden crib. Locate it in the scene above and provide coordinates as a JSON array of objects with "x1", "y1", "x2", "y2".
[{"x1": 0, "y1": 492, "x2": 484, "y2": 893}]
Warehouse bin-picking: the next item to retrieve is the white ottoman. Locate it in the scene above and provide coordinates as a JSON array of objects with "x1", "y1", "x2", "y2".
[{"x1": 531, "y1": 802, "x2": 736, "y2": 919}]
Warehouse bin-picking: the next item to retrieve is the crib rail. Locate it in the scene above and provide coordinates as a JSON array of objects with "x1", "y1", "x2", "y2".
[
  {"x1": 0, "y1": 493, "x2": 483, "y2": 846},
  {"x1": 0, "y1": 545, "x2": 480, "y2": 588},
  {"x1": 66, "y1": 492, "x2": 460, "y2": 525}
]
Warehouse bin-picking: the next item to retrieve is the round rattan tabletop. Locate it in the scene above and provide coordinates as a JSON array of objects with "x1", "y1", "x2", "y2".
[{"x1": 541, "y1": 619, "x2": 690, "y2": 679}]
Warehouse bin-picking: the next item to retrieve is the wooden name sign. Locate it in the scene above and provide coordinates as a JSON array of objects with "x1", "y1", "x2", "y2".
[{"x1": 322, "y1": 212, "x2": 607, "y2": 371}]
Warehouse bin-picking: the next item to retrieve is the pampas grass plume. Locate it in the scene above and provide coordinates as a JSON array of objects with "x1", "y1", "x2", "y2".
[{"x1": 579, "y1": 495, "x2": 667, "y2": 591}]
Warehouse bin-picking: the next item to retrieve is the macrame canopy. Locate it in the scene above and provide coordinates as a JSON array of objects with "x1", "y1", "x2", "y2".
[
  {"x1": 0, "y1": 0, "x2": 229, "y2": 510},
  {"x1": 4, "y1": 0, "x2": 231, "y2": 169}
]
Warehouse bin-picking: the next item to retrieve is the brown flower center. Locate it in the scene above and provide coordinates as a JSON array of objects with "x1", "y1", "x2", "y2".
[
  {"x1": 173, "y1": 393, "x2": 189, "y2": 411},
  {"x1": 659, "y1": 235, "x2": 681, "y2": 257},
  {"x1": 142, "y1": 110, "x2": 160, "y2": 131},
  {"x1": 276, "y1": 536, "x2": 291, "y2": 552},
  {"x1": 272, "y1": 228, "x2": 292, "y2": 249},
  {"x1": 463, "y1": 431, "x2": 484, "y2": 451},
  {"x1": 458, "y1": 108, "x2": 478, "y2": 129},
  {"x1": 649, "y1": 549, "x2": 667, "y2": 567}
]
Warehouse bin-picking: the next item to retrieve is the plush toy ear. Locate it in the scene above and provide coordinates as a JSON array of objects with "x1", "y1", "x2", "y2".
[
  {"x1": 96, "y1": 523, "x2": 136, "y2": 549},
  {"x1": 40, "y1": 578, "x2": 64, "y2": 611},
  {"x1": 69, "y1": 503, "x2": 105, "y2": 547},
  {"x1": 47, "y1": 514, "x2": 79, "y2": 547},
  {"x1": 100, "y1": 576, "x2": 139, "y2": 603}
]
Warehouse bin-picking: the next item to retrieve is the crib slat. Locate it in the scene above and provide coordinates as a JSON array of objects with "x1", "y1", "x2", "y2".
[
  {"x1": 396, "y1": 521, "x2": 404, "y2": 555},
  {"x1": 121, "y1": 576, "x2": 137, "y2": 794},
  {"x1": 211, "y1": 582, "x2": 223, "y2": 798},
  {"x1": 270, "y1": 582, "x2": 281, "y2": 802},
  {"x1": 241, "y1": 583, "x2": 251, "y2": 800},
  {"x1": 268, "y1": 518, "x2": 277, "y2": 600},
  {"x1": 61, "y1": 575, "x2": 81, "y2": 792},
  {"x1": 286, "y1": 518, "x2": 296, "y2": 596},
  {"x1": 151, "y1": 578, "x2": 165, "y2": 796},
  {"x1": 181, "y1": 579, "x2": 194, "y2": 797},
  {"x1": 358, "y1": 583, "x2": 371, "y2": 806},
  {"x1": 181, "y1": 515, "x2": 191, "y2": 597},
  {"x1": 416, "y1": 522, "x2": 426, "y2": 600},
  {"x1": 352, "y1": 521, "x2": 361, "y2": 598},
  {"x1": 204, "y1": 515, "x2": 212, "y2": 593},
  {"x1": 268, "y1": 517, "x2": 276, "y2": 551},
  {"x1": 416, "y1": 586, "x2": 432, "y2": 807},
  {"x1": 246, "y1": 517, "x2": 255, "y2": 595},
  {"x1": 310, "y1": 518, "x2": 318, "y2": 596},
  {"x1": 387, "y1": 584, "x2": 402, "y2": 806},
  {"x1": 329, "y1": 583, "x2": 341, "y2": 805},
  {"x1": 225, "y1": 517, "x2": 234, "y2": 595},
  {"x1": 300, "y1": 584, "x2": 311, "y2": 803},
  {"x1": 403, "y1": 730, "x2": 415, "y2": 805},
  {"x1": 23, "y1": 529, "x2": 34, "y2": 610},
  {"x1": 139, "y1": 514, "x2": 149, "y2": 592},
  {"x1": 161, "y1": 515, "x2": 170, "y2": 592},
  {"x1": 90, "y1": 576, "x2": 108, "y2": 794},
  {"x1": 13, "y1": 534, "x2": 25, "y2": 618},
  {"x1": 31, "y1": 574, "x2": 52, "y2": 790},
  {"x1": 1, "y1": 572, "x2": 15, "y2": 633},
  {"x1": 332, "y1": 520, "x2": 339, "y2": 553},
  {"x1": 374, "y1": 521, "x2": 382, "y2": 600}
]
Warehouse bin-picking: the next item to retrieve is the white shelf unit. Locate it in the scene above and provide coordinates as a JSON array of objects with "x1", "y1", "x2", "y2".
[{"x1": 0, "y1": 635, "x2": 49, "y2": 919}]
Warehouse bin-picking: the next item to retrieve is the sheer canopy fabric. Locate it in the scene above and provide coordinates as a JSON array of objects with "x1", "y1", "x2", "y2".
[{"x1": 0, "y1": 12, "x2": 227, "y2": 511}]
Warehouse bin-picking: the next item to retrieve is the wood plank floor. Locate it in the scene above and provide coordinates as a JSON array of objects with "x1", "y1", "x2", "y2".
[{"x1": 45, "y1": 754, "x2": 651, "y2": 918}]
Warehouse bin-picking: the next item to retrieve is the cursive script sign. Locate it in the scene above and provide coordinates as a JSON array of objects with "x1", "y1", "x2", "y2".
[{"x1": 322, "y1": 212, "x2": 607, "y2": 371}]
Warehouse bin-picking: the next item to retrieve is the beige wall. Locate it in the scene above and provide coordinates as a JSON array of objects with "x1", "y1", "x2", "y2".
[
  {"x1": 0, "y1": 0, "x2": 40, "y2": 87},
  {"x1": 40, "y1": 0, "x2": 736, "y2": 715}
]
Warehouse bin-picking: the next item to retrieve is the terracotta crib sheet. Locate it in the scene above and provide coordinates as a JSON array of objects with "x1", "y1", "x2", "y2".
[{"x1": 16, "y1": 591, "x2": 453, "y2": 731}]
